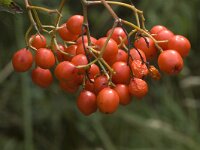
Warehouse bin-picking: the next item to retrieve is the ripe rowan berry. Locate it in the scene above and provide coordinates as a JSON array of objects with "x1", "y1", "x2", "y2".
[
  {"x1": 35, "y1": 48, "x2": 55, "y2": 69},
  {"x1": 12, "y1": 48, "x2": 33, "y2": 72},
  {"x1": 97, "y1": 87, "x2": 119, "y2": 114},
  {"x1": 158, "y1": 50, "x2": 183, "y2": 75},
  {"x1": 77, "y1": 90, "x2": 97, "y2": 116}
]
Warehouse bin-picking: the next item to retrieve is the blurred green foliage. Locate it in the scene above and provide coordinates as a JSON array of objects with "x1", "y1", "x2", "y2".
[{"x1": 0, "y1": 0, "x2": 200, "y2": 150}]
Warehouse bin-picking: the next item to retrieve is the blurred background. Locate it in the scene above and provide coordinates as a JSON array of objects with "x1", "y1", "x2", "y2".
[{"x1": 0, "y1": 0, "x2": 200, "y2": 150}]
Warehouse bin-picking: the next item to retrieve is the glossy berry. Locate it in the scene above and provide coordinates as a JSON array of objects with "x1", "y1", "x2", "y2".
[
  {"x1": 150, "y1": 25, "x2": 167, "y2": 35},
  {"x1": 94, "y1": 75, "x2": 108, "y2": 94},
  {"x1": 71, "y1": 54, "x2": 88, "y2": 74},
  {"x1": 31, "y1": 67, "x2": 53, "y2": 88},
  {"x1": 155, "y1": 29, "x2": 174, "y2": 50},
  {"x1": 131, "y1": 60, "x2": 148, "y2": 79},
  {"x1": 97, "y1": 87, "x2": 119, "y2": 114},
  {"x1": 106, "y1": 27, "x2": 127, "y2": 45},
  {"x1": 158, "y1": 50, "x2": 183, "y2": 75},
  {"x1": 114, "y1": 84, "x2": 131, "y2": 105},
  {"x1": 77, "y1": 90, "x2": 97, "y2": 116},
  {"x1": 54, "y1": 61, "x2": 78, "y2": 82},
  {"x1": 129, "y1": 48, "x2": 147, "y2": 62},
  {"x1": 35, "y1": 48, "x2": 55, "y2": 69},
  {"x1": 115, "y1": 49, "x2": 128, "y2": 62},
  {"x1": 134, "y1": 37, "x2": 157, "y2": 60},
  {"x1": 129, "y1": 78, "x2": 148, "y2": 99},
  {"x1": 96, "y1": 37, "x2": 118, "y2": 62},
  {"x1": 88, "y1": 64, "x2": 100, "y2": 79},
  {"x1": 168, "y1": 35, "x2": 191, "y2": 58},
  {"x1": 54, "y1": 44, "x2": 65, "y2": 62},
  {"x1": 85, "y1": 79, "x2": 95, "y2": 93},
  {"x1": 63, "y1": 45, "x2": 77, "y2": 61},
  {"x1": 58, "y1": 24, "x2": 79, "y2": 41},
  {"x1": 66, "y1": 15, "x2": 84, "y2": 35},
  {"x1": 112, "y1": 61, "x2": 130, "y2": 84},
  {"x1": 12, "y1": 48, "x2": 33, "y2": 72},
  {"x1": 76, "y1": 35, "x2": 97, "y2": 45},
  {"x1": 29, "y1": 34, "x2": 46, "y2": 49}
]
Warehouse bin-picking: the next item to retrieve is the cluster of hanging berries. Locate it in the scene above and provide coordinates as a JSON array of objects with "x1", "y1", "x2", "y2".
[{"x1": 12, "y1": 14, "x2": 191, "y2": 116}]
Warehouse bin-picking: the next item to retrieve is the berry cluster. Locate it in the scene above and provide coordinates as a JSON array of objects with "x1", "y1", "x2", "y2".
[{"x1": 11, "y1": 1, "x2": 191, "y2": 116}]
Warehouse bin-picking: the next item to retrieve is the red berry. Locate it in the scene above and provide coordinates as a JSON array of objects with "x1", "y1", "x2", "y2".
[
  {"x1": 71, "y1": 54, "x2": 88, "y2": 74},
  {"x1": 63, "y1": 45, "x2": 77, "y2": 61},
  {"x1": 129, "y1": 78, "x2": 148, "y2": 99},
  {"x1": 97, "y1": 87, "x2": 119, "y2": 114},
  {"x1": 168, "y1": 35, "x2": 191, "y2": 58},
  {"x1": 134, "y1": 37, "x2": 157, "y2": 60},
  {"x1": 88, "y1": 64, "x2": 100, "y2": 79},
  {"x1": 76, "y1": 35, "x2": 97, "y2": 45},
  {"x1": 106, "y1": 27, "x2": 127, "y2": 45},
  {"x1": 77, "y1": 90, "x2": 97, "y2": 116},
  {"x1": 112, "y1": 61, "x2": 130, "y2": 84},
  {"x1": 154, "y1": 29, "x2": 174, "y2": 50},
  {"x1": 94, "y1": 75, "x2": 108, "y2": 94},
  {"x1": 29, "y1": 34, "x2": 46, "y2": 49},
  {"x1": 115, "y1": 49, "x2": 128, "y2": 62},
  {"x1": 158, "y1": 50, "x2": 183, "y2": 75},
  {"x1": 35, "y1": 48, "x2": 55, "y2": 69},
  {"x1": 54, "y1": 44, "x2": 65, "y2": 62},
  {"x1": 58, "y1": 24, "x2": 79, "y2": 41},
  {"x1": 66, "y1": 15, "x2": 84, "y2": 35},
  {"x1": 129, "y1": 48, "x2": 147, "y2": 62},
  {"x1": 131, "y1": 60, "x2": 148, "y2": 79},
  {"x1": 12, "y1": 48, "x2": 33, "y2": 72},
  {"x1": 150, "y1": 25, "x2": 167, "y2": 35},
  {"x1": 114, "y1": 84, "x2": 131, "y2": 105},
  {"x1": 96, "y1": 37, "x2": 118, "y2": 62},
  {"x1": 54, "y1": 61, "x2": 78, "y2": 82},
  {"x1": 31, "y1": 67, "x2": 53, "y2": 88}
]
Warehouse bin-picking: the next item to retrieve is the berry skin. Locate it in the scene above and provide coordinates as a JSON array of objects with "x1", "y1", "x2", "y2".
[
  {"x1": 58, "y1": 24, "x2": 79, "y2": 41},
  {"x1": 115, "y1": 49, "x2": 128, "y2": 62},
  {"x1": 131, "y1": 60, "x2": 148, "y2": 79},
  {"x1": 129, "y1": 78, "x2": 148, "y2": 99},
  {"x1": 134, "y1": 37, "x2": 157, "y2": 60},
  {"x1": 167, "y1": 35, "x2": 191, "y2": 58},
  {"x1": 114, "y1": 84, "x2": 131, "y2": 105},
  {"x1": 96, "y1": 37, "x2": 118, "y2": 62},
  {"x1": 77, "y1": 90, "x2": 97, "y2": 116},
  {"x1": 63, "y1": 45, "x2": 77, "y2": 61},
  {"x1": 106, "y1": 27, "x2": 127, "y2": 45},
  {"x1": 12, "y1": 48, "x2": 33, "y2": 72},
  {"x1": 158, "y1": 50, "x2": 183, "y2": 75},
  {"x1": 54, "y1": 61, "x2": 78, "y2": 82},
  {"x1": 76, "y1": 35, "x2": 97, "y2": 45},
  {"x1": 31, "y1": 67, "x2": 53, "y2": 88},
  {"x1": 71, "y1": 54, "x2": 88, "y2": 74},
  {"x1": 112, "y1": 61, "x2": 130, "y2": 84},
  {"x1": 54, "y1": 44, "x2": 65, "y2": 62},
  {"x1": 154, "y1": 29, "x2": 174, "y2": 50},
  {"x1": 35, "y1": 48, "x2": 55, "y2": 69},
  {"x1": 97, "y1": 87, "x2": 119, "y2": 114},
  {"x1": 150, "y1": 25, "x2": 167, "y2": 35},
  {"x1": 88, "y1": 64, "x2": 100, "y2": 79},
  {"x1": 29, "y1": 34, "x2": 46, "y2": 49},
  {"x1": 129, "y1": 48, "x2": 147, "y2": 62},
  {"x1": 66, "y1": 15, "x2": 84, "y2": 35},
  {"x1": 94, "y1": 75, "x2": 108, "y2": 94}
]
